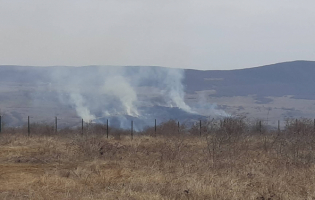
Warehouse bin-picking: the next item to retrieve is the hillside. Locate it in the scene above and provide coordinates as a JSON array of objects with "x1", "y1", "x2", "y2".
[
  {"x1": 0, "y1": 61, "x2": 315, "y2": 127},
  {"x1": 1, "y1": 61, "x2": 315, "y2": 99},
  {"x1": 185, "y1": 60, "x2": 315, "y2": 99}
]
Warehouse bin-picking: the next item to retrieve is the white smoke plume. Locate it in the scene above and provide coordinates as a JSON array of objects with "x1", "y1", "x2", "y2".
[
  {"x1": 49, "y1": 66, "x2": 227, "y2": 128},
  {"x1": 192, "y1": 90, "x2": 230, "y2": 117},
  {"x1": 162, "y1": 68, "x2": 193, "y2": 113},
  {"x1": 102, "y1": 75, "x2": 138, "y2": 116},
  {"x1": 69, "y1": 93, "x2": 96, "y2": 122}
]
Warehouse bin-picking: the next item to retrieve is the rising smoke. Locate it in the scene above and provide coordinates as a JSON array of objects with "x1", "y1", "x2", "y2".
[{"x1": 49, "y1": 66, "x2": 227, "y2": 129}]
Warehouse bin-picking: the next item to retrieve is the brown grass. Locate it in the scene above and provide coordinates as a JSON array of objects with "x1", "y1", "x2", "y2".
[{"x1": 1, "y1": 119, "x2": 315, "y2": 199}]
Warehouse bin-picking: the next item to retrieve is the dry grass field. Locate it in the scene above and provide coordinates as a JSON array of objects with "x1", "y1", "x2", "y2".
[{"x1": 1, "y1": 119, "x2": 315, "y2": 200}]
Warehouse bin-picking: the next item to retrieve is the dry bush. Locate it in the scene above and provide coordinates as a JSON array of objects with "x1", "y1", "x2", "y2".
[
  {"x1": 28, "y1": 123, "x2": 55, "y2": 135},
  {"x1": 285, "y1": 118, "x2": 315, "y2": 135},
  {"x1": 220, "y1": 117, "x2": 248, "y2": 135},
  {"x1": 139, "y1": 126, "x2": 156, "y2": 136},
  {"x1": 140, "y1": 119, "x2": 188, "y2": 137},
  {"x1": 250, "y1": 119, "x2": 268, "y2": 134},
  {"x1": 154, "y1": 119, "x2": 186, "y2": 136},
  {"x1": 201, "y1": 117, "x2": 248, "y2": 136},
  {"x1": 188, "y1": 119, "x2": 209, "y2": 136},
  {"x1": 84, "y1": 123, "x2": 108, "y2": 136}
]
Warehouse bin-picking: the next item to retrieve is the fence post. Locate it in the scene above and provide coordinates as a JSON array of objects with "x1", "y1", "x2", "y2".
[
  {"x1": 178, "y1": 121, "x2": 180, "y2": 133},
  {"x1": 0, "y1": 115, "x2": 2, "y2": 133},
  {"x1": 81, "y1": 119, "x2": 84, "y2": 135},
  {"x1": 106, "y1": 119, "x2": 109, "y2": 139},
  {"x1": 278, "y1": 120, "x2": 280, "y2": 133},
  {"x1": 259, "y1": 120, "x2": 262, "y2": 133},
  {"x1": 55, "y1": 117, "x2": 58, "y2": 133},
  {"x1": 200, "y1": 120, "x2": 202, "y2": 137},
  {"x1": 155, "y1": 119, "x2": 157, "y2": 136},
  {"x1": 28, "y1": 116, "x2": 30, "y2": 136},
  {"x1": 131, "y1": 120, "x2": 133, "y2": 140}
]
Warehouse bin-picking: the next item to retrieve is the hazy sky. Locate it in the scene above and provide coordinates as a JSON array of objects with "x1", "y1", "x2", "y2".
[{"x1": 0, "y1": 0, "x2": 314, "y2": 70}]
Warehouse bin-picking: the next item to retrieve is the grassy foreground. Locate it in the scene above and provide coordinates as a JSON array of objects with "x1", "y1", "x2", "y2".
[{"x1": 1, "y1": 124, "x2": 315, "y2": 199}]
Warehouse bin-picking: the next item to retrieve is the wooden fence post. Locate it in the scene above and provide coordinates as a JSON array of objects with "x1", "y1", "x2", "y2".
[
  {"x1": 106, "y1": 119, "x2": 109, "y2": 139},
  {"x1": 28, "y1": 116, "x2": 30, "y2": 136},
  {"x1": 155, "y1": 119, "x2": 157, "y2": 136},
  {"x1": 81, "y1": 119, "x2": 84, "y2": 135},
  {"x1": 55, "y1": 117, "x2": 58, "y2": 133},
  {"x1": 200, "y1": 120, "x2": 202, "y2": 137},
  {"x1": 278, "y1": 120, "x2": 280, "y2": 133},
  {"x1": 0, "y1": 115, "x2": 2, "y2": 133},
  {"x1": 131, "y1": 120, "x2": 133, "y2": 140}
]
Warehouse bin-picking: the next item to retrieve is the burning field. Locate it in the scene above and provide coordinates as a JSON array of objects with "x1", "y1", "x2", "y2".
[{"x1": 0, "y1": 66, "x2": 228, "y2": 129}]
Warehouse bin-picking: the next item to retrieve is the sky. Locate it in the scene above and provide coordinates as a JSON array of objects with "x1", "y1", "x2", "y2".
[{"x1": 0, "y1": 0, "x2": 314, "y2": 70}]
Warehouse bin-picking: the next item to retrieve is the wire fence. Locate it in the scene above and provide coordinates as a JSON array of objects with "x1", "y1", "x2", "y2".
[{"x1": 1, "y1": 115, "x2": 315, "y2": 139}]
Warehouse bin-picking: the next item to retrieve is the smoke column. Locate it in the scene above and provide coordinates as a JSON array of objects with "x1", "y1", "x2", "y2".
[{"x1": 49, "y1": 66, "x2": 227, "y2": 129}]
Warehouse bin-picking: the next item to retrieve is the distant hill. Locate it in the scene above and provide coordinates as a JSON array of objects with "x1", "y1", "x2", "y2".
[
  {"x1": 184, "y1": 60, "x2": 315, "y2": 99},
  {"x1": 1, "y1": 60, "x2": 315, "y2": 128},
  {"x1": 1, "y1": 61, "x2": 315, "y2": 99}
]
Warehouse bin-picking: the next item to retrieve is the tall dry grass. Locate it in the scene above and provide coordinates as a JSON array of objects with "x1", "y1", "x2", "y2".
[{"x1": 0, "y1": 118, "x2": 315, "y2": 199}]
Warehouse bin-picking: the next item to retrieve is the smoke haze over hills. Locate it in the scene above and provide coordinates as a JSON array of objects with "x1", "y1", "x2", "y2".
[
  {"x1": 0, "y1": 65, "x2": 228, "y2": 129},
  {"x1": 0, "y1": 60, "x2": 315, "y2": 129}
]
